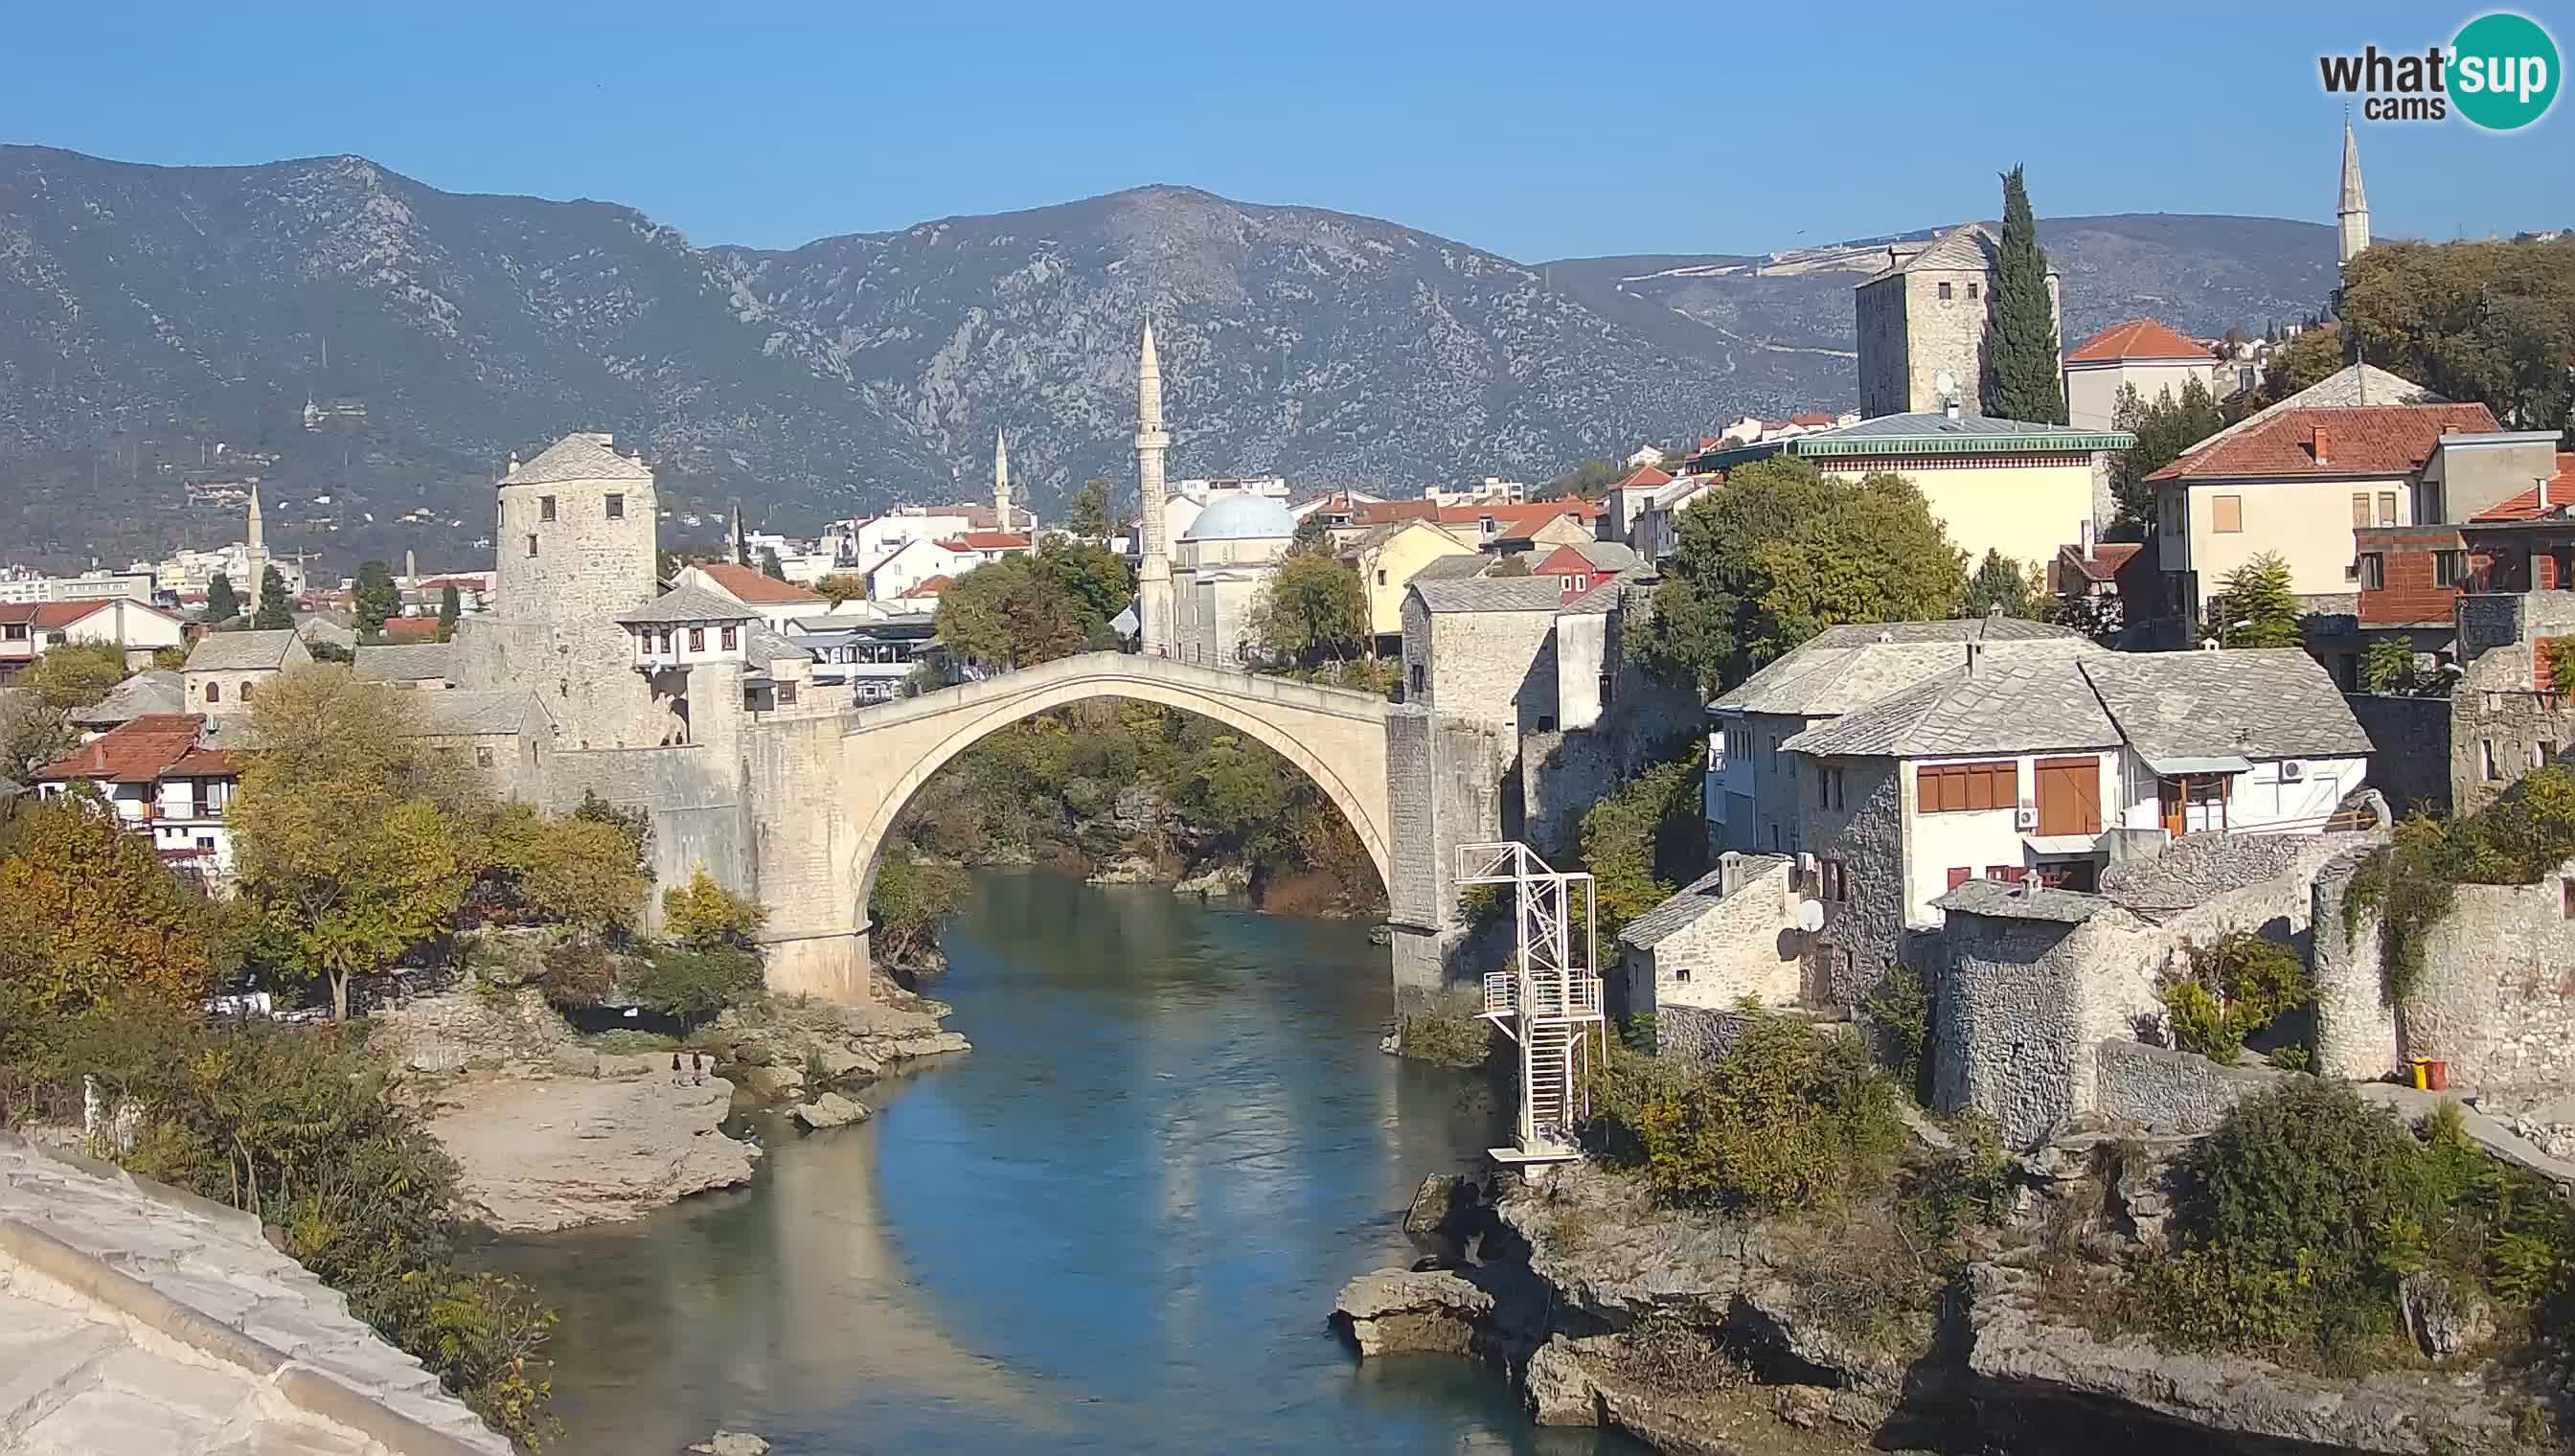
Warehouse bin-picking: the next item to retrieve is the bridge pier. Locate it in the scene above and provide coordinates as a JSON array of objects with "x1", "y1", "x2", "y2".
[{"x1": 764, "y1": 928, "x2": 873, "y2": 1004}]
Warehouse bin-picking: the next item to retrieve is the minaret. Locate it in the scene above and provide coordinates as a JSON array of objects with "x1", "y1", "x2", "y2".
[
  {"x1": 1134, "y1": 321, "x2": 1174, "y2": 655},
  {"x1": 993, "y1": 429, "x2": 1012, "y2": 532},
  {"x1": 729, "y1": 502, "x2": 748, "y2": 567},
  {"x1": 243, "y1": 484, "x2": 269, "y2": 607},
  {"x1": 2337, "y1": 119, "x2": 2371, "y2": 268}
]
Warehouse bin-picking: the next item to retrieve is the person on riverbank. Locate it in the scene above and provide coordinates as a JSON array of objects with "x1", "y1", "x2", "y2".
[
  {"x1": 671, "y1": 1052, "x2": 684, "y2": 1086},
  {"x1": 692, "y1": 1051, "x2": 709, "y2": 1086}
]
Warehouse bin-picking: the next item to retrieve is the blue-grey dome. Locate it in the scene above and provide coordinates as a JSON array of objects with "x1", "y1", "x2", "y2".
[{"x1": 1182, "y1": 493, "x2": 1295, "y2": 542}]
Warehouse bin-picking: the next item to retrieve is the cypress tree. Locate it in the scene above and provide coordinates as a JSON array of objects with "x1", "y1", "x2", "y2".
[
  {"x1": 203, "y1": 572, "x2": 239, "y2": 624},
  {"x1": 252, "y1": 565, "x2": 295, "y2": 630},
  {"x1": 436, "y1": 583, "x2": 461, "y2": 642},
  {"x1": 1985, "y1": 165, "x2": 2065, "y2": 423}
]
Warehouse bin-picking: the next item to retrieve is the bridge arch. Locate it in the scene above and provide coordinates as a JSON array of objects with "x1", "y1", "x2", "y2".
[{"x1": 812, "y1": 653, "x2": 1397, "y2": 988}]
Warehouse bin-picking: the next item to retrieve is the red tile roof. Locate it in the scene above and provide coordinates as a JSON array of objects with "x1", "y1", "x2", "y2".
[
  {"x1": 944, "y1": 532, "x2": 1033, "y2": 552},
  {"x1": 1789, "y1": 412, "x2": 1838, "y2": 427},
  {"x1": 899, "y1": 575, "x2": 952, "y2": 599},
  {"x1": 1614, "y1": 466, "x2": 1674, "y2": 489},
  {"x1": 166, "y1": 747, "x2": 243, "y2": 778},
  {"x1": 1347, "y1": 498, "x2": 1605, "y2": 533},
  {"x1": 2469, "y1": 453, "x2": 2575, "y2": 522},
  {"x1": 34, "y1": 714, "x2": 212, "y2": 785},
  {"x1": 0, "y1": 601, "x2": 113, "y2": 630},
  {"x1": 2055, "y1": 540, "x2": 2144, "y2": 583},
  {"x1": 2066, "y1": 318, "x2": 2213, "y2": 364},
  {"x1": 692, "y1": 561, "x2": 827, "y2": 604},
  {"x1": 379, "y1": 616, "x2": 441, "y2": 642},
  {"x1": 2146, "y1": 403, "x2": 2502, "y2": 483}
]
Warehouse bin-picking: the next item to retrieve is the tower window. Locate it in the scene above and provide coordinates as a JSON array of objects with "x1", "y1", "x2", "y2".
[
  {"x1": 205, "y1": 681, "x2": 220, "y2": 703},
  {"x1": 605, "y1": 493, "x2": 625, "y2": 520},
  {"x1": 540, "y1": 495, "x2": 557, "y2": 522},
  {"x1": 1938, "y1": 282, "x2": 1954, "y2": 302},
  {"x1": 689, "y1": 628, "x2": 705, "y2": 651},
  {"x1": 720, "y1": 626, "x2": 738, "y2": 650},
  {"x1": 1967, "y1": 282, "x2": 1981, "y2": 301},
  {"x1": 239, "y1": 681, "x2": 254, "y2": 701},
  {"x1": 526, "y1": 535, "x2": 538, "y2": 557}
]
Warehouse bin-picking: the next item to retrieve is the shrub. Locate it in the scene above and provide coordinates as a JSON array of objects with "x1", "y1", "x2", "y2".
[
  {"x1": 1589, "y1": 1014, "x2": 1902, "y2": 1214},
  {"x1": 629, "y1": 945, "x2": 765, "y2": 1028},
  {"x1": 536, "y1": 936, "x2": 619, "y2": 1011},
  {"x1": 660, "y1": 868, "x2": 768, "y2": 950},
  {"x1": 869, "y1": 854, "x2": 964, "y2": 967},
  {"x1": 2159, "y1": 933, "x2": 2310, "y2": 1063},
  {"x1": 2349, "y1": 773, "x2": 2575, "y2": 1005},
  {"x1": 2160, "y1": 979, "x2": 2241, "y2": 1062},
  {"x1": 1398, "y1": 1000, "x2": 1495, "y2": 1069},
  {"x1": 1896, "y1": 1114, "x2": 2014, "y2": 1258},
  {"x1": 1859, "y1": 964, "x2": 1932, "y2": 1097}
]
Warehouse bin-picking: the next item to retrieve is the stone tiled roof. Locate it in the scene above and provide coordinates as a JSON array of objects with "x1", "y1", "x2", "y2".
[
  {"x1": 410, "y1": 690, "x2": 543, "y2": 737},
  {"x1": 1784, "y1": 655, "x2": 2119, "y2": 758},
  {"x1": 2146, "y1": 403, "x2": 2499, "y2": 483},
  {"x1": 612, "y1": 583, "x2": 758, "y2": 626},
  {"x1": 743, "y1": 625, "x2": 804, "y2": 671},
  {"x1": 1618, "y1": 856, "x2": 1789, "y2": 948},
  {"x1": 182, "y1": 628, "x2": 301, "y2": 672},
  {"x1": 1870, "y1": 223, "x2": 2000, "y2": 277},
  {"x1": 67, "y1": 668, "x2": 181, "y2": 728},
  {"x1": 1410, "y1": 577, "x2": 1576, "y2": 614},
  {"x1": 1560, "y1": 539, "x2": 1641, "y2": 571},
  {"x1": 1712, "y1": 619, "x2": 2095, "y2": 717},
  {"x1": 2065, "y1": 318, "x2": 2212, "y2": 364},
  {"x1": 1933, "y1": 877, "x2": 2111, "y2": 924},
  {"x1": 1407, "y1": 554, "x2": 1493, "y2": 583},
  {"x1": 2083, "y1": 648, "x2": 2373, "y2": 762},
  {"x1": 353, "y1": 642, "x2": 455, "y2": 684},
  {"x1": 506, "y1": 431, "x2": 651, "y2": 486}
]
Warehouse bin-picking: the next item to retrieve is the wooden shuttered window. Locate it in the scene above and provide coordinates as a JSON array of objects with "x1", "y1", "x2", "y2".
[{"x1": 1917, "y1": 760, "x2": 2018, "y2": 813}]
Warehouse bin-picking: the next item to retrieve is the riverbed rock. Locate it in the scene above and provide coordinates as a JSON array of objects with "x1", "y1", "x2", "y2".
[
  {"x1": 1966, "y1": 1262, "x2": 2516, "y2": 1452},
  {"x1": 739, "y1": 1063, "x2": 805, "y2": 1098},
  {"x1": 793, "y1": 1092, "x2": 870, "y2": 1131},
  {"x1": 1523, "y1": 1336, "x2": 1603, "y2": 1424},
  {"x1": 1174, "y1": 864, "x2": 1250, "y2": 897},
  {"x1": 1403, "y1": 1173, "x2": 1480, "y2": 1263},
  {"x1": 1087, "y1": 854, "x2": 1161, "y2": 885},
  {"x1": 686, "y1": 1433, "x2": 769, "y2": 1456},
  {"x1": 422, "y1": 1074, "x2": 759, "y2": 1233},
  {"x1": 2398, "y1": 1270, "x2": 2494, "y2": 1358},
  {"x1": 1333, "y1": 1268, "x2": 1494, "y2": 1357}
]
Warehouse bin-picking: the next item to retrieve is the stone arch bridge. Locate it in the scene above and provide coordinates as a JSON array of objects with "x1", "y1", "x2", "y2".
[{"x1": 746, "y1": 652, "x2": 1496, "y2": 1005}]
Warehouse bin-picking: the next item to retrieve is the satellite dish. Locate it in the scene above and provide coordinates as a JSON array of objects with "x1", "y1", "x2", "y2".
[
  {"x1": 1934, "y1": 369, "x2": 1958, "y2": 398},
  {"x1": 1795, "y1": 899, "x2": 1827, "y2": 934}
]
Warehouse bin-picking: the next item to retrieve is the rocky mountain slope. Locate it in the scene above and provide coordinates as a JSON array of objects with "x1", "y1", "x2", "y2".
[{"x1": 0, "y1": 145, "x2": 2338, "y2": 570}]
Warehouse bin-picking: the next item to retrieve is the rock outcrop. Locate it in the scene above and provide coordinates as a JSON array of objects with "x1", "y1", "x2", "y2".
[
  {"x1": 1332, "y1": 1268, "x2": 1493, "y2": 1357},
  {"x1": 792, "y1": 1092, "x2": 870, "y2": 1131},
  {"x1": 420, "y1": 1066, "x2": 758, "y2": 1233}
]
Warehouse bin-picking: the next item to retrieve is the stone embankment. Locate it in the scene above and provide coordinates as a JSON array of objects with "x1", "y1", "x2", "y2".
[
  {"x1": 372, "y1": 977, "x2": 968, "y2": 1232},
  {"x1": 1335, "y1": 1157, "x2": 2541, "y2": 1456},
  {"x1": 0, "y1": 1133, "x2": 512, "y2": 1456}
]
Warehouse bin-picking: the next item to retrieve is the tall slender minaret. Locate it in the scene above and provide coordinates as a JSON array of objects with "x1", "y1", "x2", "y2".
[
  {"x1": 1134, "y1": 320, "x2": 1174, "y2": 655},
  {"x1": 2337, "y1": 119, "x2": 2371, "y2": 268},
  {"x1": 243, "y1": 484, "x2": 269, "y2": 606},
  {"x1": 993, "y1": 429, "x2": 1012, "y2": 532}
]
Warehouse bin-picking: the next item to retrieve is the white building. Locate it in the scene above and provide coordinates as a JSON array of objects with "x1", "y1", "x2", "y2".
[
  {"x1": 1168, "y1": 494, "x2": 1296, "y2": 668},
  {"x1": 863, "y1": 536, "x2": 982, "y2": 603},
  {"x1": 32, "y1": 713, "x2": 244, "y2": 885}
]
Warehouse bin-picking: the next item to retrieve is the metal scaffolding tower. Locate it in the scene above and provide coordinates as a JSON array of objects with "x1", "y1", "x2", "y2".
[{"x1": 1457, "y1": 841, "x2": 1607, "y2": 1167}]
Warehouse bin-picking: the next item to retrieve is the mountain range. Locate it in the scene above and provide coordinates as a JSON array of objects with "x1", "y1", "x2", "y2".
[{"x1": 0, "y1": 144, "x2": 2341, "y2": 571}]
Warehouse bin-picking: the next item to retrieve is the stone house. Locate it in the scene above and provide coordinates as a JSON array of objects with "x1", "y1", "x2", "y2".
[
  {"x1": 2061, "y1": 317, "x2": 2225, "y2": 432},
  {"x1": 1610, "y1": 853, "x2": 1805, "y2": 1024},
  {"x1": 1854, "y1": 223, "x2": 2059, "y2": 419},
  {"x1": 1784, "y1": 647, "x2": 2373, "y2": 1000},
  {"x1": 1600, "y1": 465, "x2": 1675, "y2": 546},
  {"x1": 353, "y1": 642, "x2": 455, "y2": 691},
  {"x1": 67, "y1": 669, "x2": 181, "y2": 739},
  {"x1": 32, "y1": 713, "x2": 243, "y2": 884},
  {"x1": 1692, "y1": 408, "x2": 2132, "y2": 581},
  {"x1": 402, "y1": 690, "x2": 552, "y2": 797},
  {"x1": 1341, "y1": 518, "x2": 1479, "y2": 649},
  {"x1": 180, "y1": 628, "x2": 311, "y2": 717},
  {"x1": 1705, "y1": 618, "x2": 2097, "y2": 859}
]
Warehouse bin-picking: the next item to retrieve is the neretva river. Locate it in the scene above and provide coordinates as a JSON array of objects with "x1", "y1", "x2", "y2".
[{"x1": 475, "y1": 870, "x2": 1638, "y2": 1454}]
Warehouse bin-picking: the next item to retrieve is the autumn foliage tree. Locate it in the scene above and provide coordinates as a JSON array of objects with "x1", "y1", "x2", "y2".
[
  {"x1": 0, "y1": 787, "x2": 216, "y2": 1014},
  {"x1": 20, "y1": 640, "x2": 129, "y2": 709},
  {"x1": 1250, "y1": 549, "x2": 1370, "y2": 666}
]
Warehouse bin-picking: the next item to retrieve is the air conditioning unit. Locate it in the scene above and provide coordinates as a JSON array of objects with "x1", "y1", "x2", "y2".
[
  {"x1": 2014, "y1": 804, "x2": 2038, "y2": 830},
  {"x1": 2281, "y1": 761, "x2": 2305, "y2": 782}
]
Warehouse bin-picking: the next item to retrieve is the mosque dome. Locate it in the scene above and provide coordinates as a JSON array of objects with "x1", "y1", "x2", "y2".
[{"x1": 1182, "y1": 493, "x2": 1295, "y2": 542}]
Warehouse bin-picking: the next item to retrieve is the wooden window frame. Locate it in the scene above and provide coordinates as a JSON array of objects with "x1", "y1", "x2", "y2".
[
  {"x1": 1917, "y1": 760, "x2": 2018, "y2": 813},
  {"x1": 2211, "y1": 494, "x2": 2244, "y2": 534}
]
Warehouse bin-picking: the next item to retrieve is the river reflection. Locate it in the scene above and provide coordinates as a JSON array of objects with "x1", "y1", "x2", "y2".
[{"x1": 475, "y1": 871, "x2": 1636, "y2": 1454}]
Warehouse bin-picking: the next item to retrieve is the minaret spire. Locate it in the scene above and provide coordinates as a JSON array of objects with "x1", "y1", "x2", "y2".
[
  {"x1": 1134, "y1": 319, "x2": 1174, "y2": 655},
  {"x1": 2337, "y1": 117, "x2": 2371, "y2": 268},
  {"x1": 243, "y1": 483, "x2": 269, "y2": 609},
  {"x1": 993, "y1": 429, "x2": 1012, "y2": 532}
]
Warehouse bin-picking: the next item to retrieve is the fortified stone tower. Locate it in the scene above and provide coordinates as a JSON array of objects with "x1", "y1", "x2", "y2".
[
  {"x1": 1135, "y1": 321, "x2": 1174, "y2": 653},
  {"x1": 454, "y1": 432, "x2": 662, "y2": 749}
]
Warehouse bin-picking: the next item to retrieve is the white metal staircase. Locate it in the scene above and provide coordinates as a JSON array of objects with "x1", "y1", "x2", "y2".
[{"x1": 1458, "y1": 842, "x2": 1607, "y2": 1166}]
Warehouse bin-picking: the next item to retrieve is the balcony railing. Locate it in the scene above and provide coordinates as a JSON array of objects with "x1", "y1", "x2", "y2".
[{"x1": 1482, "y1": 970, "x2": 1603, "y2": 1020}]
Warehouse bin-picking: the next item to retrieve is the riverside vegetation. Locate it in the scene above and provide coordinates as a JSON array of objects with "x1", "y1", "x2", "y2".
[{"x1": 0, "y1": 665, "x2": 788, "y2": 1449}]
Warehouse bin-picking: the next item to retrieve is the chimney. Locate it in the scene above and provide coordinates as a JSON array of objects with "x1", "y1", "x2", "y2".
[
  {"x1": 1946, "y1": 395, "x2": 1962, "y2": 421},
  {"x1": 1965, "y1": 640, "x2": 1983, "y2": 675},
  {"x1": 2079, "y1": 518, "x2": 2096, "y2": 560},
  {"x1": 2313, "y1": 425, "x2": 2333, "y2": 466}
]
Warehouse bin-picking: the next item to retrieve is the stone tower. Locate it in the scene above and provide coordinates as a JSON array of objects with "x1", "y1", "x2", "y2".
[
  {"x1": 458, "y1": 432, "x2": 662, "y2": 749},
  {"x1": 1135, "y1": 321, "x2": 1174, "y2": 654},
  {"x1": 993, "y1": 429, "x2": 1012, "y2": 531},
  {"x1": 2337, "y1": 120, "x2": 2371, "y2": 269}
]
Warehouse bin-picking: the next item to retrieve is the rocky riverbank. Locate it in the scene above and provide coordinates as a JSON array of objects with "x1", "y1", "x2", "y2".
[
  {"x1": 371, "y1": 973, "x2": 968, "y2": 1232},
  {"x1": 1336, "y1": 1150, "x2": 2550, "y2": 1456}
]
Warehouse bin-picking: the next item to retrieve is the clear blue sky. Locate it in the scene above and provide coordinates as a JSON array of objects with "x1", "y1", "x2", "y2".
[{"x1": 7, "y1": 2, "x2": 2566, "y2": 260}]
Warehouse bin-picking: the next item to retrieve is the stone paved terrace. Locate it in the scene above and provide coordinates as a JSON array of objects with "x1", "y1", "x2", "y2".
[{"x1": 0, "y1": 1134, "x2": 510, "y2": 1456}]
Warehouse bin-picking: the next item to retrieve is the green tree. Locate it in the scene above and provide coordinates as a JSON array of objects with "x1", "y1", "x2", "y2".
[
  {"x1": 1961, "y1": 549, "x2": 2032, "y2": 619},
  {"x1": 814, "y1": 574, "x2": 870, "y2": 607},
  {"x1": 0, "y1": 694, "x2": 80, "y2": 783},
  {"x1": 2259, "y1": 324, "x2": 2347, "y2": 404},
  {"x1": 2109, "y1": 377, "x2": 2226, "y2": 533},
  {"x1": 934, "y1": 542, "x2": 1130, "y2": 668},
  {"x1": 203, "y1": 572, "x2": 239, "y2": 624},
  {"x1": 1985, "y1": 165, "x2": 2065, "y2": 422},
  {"x1": 760, "y1": 547, "x2": 786, "y2": 580},
  {"x1": 252, "y1": 564, "x2": 294, "y2": 630},
  {"x1": 1549, "y1": 459, "x2": 1627, "y2": 499},
  {"x1": 2214, "y1": 552, "x2": 2300, "y2": 648},
  {"x1": 1067, "y1": 478, "x2": 1115, "y2": 539},
  {"x1": 1629, "y1": 457, "x2": 1969, "y2": 694},
  {"x1": 2339, "y1": 238, "x2": 2575, "y2": 434},
  {"x1": 19, "y1": 640, "x2": 129, "y2": 709},
  {"x1": 436, "y1": 582, "x2": 461, "y2": 642},
  {"x1": 353, "y1": 559, "x2": 399, "y2": 637},
  {"x1": 2361, "y1": 638, "x2": 2421, "y2": 694},
  {"x1": 659, "y1": 867, "x2": 768, "y2": 950},
  {"x1": 231, "y1": 668, "x2": 473, "y2": 1019},
  {"x1": 1577, "y1": 754, "x2": 1707, "y2": 938},
  {"x1": 1034, "y1": 536, "x2": 1133, "y2": 632},
  {"x1": 0, "y1": 786, "x2": 216, "y2": 1015},
  {"x1": 1291, "y1": 512, "x2": 1331, "y2": 551},
  {"x1": 304, "y1": 638, "x2": 353, "y2": 664},
  {"x1": 1250, "y1": 550, "x2": 1369, "y2": 666},
  {"x1": 869, "y1": 853, "x2": 964, "y2": 967}
]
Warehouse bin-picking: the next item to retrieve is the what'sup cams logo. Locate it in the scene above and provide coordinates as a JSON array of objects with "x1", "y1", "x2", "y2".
[{"x1": 2319, "y1": 11, "x2": 2560, "y2": 128}]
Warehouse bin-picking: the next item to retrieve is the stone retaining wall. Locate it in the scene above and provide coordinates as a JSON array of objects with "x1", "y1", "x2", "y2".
[{"x1": 2092, "y1": 1038, "x2": 2292, "y2": 1133}]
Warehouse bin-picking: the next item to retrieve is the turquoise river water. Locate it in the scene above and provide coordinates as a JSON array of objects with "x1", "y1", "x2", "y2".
[{"x1": 475, "y1": 870, "x2": 1641, "y2": 1455}]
